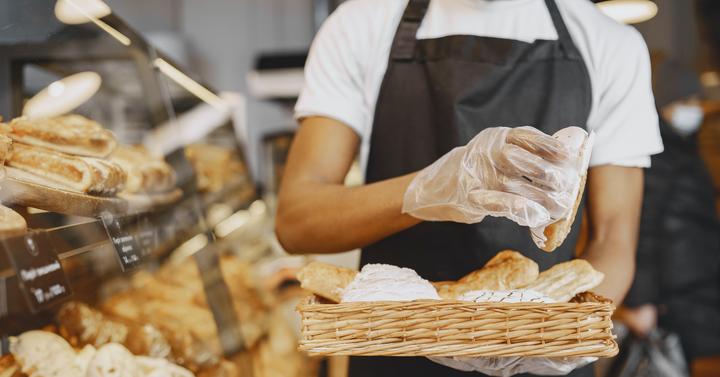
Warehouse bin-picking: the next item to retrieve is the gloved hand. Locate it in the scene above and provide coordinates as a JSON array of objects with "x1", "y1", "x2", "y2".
[
  {"x1": 427, "y1": 355, "x2": 596, "y2": 377},
  {"x1": 402, "y1": 126, "x2": 584, "y2": 228}
]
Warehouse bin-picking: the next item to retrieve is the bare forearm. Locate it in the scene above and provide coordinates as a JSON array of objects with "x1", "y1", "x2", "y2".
[
  {"x1": 276, "y1": 173, "x2": 421, "y2": 254},
  {"x1": 580, "y1": 166, "x2": 644, "y2": 304},
  {"x1": 581, "y1": 238, "x2": 636, "y2": 304}
]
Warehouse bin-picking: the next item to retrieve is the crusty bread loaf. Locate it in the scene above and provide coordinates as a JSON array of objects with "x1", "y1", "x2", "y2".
[
  {"x1": 521, "y1": 259, "x2": 604, "y2": 302},
  {"x1": 7, "y1": 115, "x2": 117, "y2": 158},
  {"x1": 433, "y1": 250, "x2": 539, "y2": 299},
  {"x1": 296, "y1": 261, "x2": 358, "y2": 303}
]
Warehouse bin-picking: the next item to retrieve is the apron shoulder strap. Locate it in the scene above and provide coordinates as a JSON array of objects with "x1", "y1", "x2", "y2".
[
  {"x1": 544, "y1": 0, "x2": 581, "y2": 58},
  {"x1": 390, "y1": 0, "x2": 430, "y2": 61}
]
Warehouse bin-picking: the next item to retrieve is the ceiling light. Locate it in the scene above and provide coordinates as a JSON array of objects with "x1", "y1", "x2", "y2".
[
  {"x1": 55, "y1": 0, "x2": 111, "y2": 24},
  {"x1": 55, "y1": 0, "x2": 130, "y2": 46},
  {"x1": 596, "y1": 0, "x2": 658, "y2": 24},
  {"x1": 23, "y1": 71, "x2": 102, "y2": 119}
]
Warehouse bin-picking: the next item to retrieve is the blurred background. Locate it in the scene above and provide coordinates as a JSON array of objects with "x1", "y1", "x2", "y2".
[{"x1": 0, "y1": 1, "x2": 719, "y2": 377}]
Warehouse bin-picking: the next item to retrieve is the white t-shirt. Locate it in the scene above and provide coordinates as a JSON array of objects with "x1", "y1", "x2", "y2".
[{"x1": 295, "y1": 0, "x2": 664, "y2": 172}]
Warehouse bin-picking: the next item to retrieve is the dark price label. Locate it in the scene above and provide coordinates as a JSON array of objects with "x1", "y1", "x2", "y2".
[
  {"x1": 100, "y1": 213, "x2": 145, "y2": 271},
  {"x1": 3, "y1": 231, "x2": 72, "y2": 312}
]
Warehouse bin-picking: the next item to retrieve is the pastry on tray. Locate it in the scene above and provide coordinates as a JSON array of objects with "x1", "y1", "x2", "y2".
[
  {"x1": 7, "y1": 144, "x2": 125, "y2": 196},
  {"x1": 0, "y1": 204, "x2": 27, "y2": 237},
  {"x1": 185, "y1": 144, "x2": 245, "y2": 193},
  {"x1": 110, "y1": 145, "x2": 177, "y2": 195},
  {"x1": 6, "y1": 115, "x2": 117, "y2": 158},
  {"x1": 0, "y1": 133, "x2": 12, "y2": 164}
]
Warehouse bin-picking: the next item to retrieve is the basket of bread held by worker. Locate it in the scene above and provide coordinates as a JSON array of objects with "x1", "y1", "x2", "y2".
[{"x1": 296, "y1": 251, "x2": 618, "y2": 358}]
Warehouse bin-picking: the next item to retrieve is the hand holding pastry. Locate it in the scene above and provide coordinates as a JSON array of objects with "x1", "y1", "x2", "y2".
[{"x1": 402, "y1": 126, "x2": 583, "y2": 230}]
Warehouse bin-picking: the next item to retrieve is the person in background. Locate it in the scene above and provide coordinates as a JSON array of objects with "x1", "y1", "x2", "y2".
[{"x1": 620, "y1": 60, "x2": 720, "y2": 365}]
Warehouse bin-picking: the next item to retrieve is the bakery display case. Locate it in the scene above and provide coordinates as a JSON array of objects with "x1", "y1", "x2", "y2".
[{"x1": 0, "y1": 2, "x2": 317, "y2": 376}]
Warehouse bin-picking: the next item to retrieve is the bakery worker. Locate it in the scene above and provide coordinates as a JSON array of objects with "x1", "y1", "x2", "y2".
[{"x1": 276, "y1": 0, "x2": 663, "y2": 376}]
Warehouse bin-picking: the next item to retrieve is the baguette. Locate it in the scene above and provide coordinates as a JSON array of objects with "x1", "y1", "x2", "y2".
[
  {"x1": 7, "y1": 144, "x2": 93, "y2": 193},
  {"x1": 7, "y1": 115, "x2": 117, "y2": 158},
  {"x1": 7, "y1": 144, "x2": 125, "y2": 196}
]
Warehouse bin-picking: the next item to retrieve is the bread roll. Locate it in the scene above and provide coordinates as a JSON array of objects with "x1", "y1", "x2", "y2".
[
  {"x1": 433, "y1": 250, "x2": 539, "y2": 299},
  {"x1": 521, "y1": 259, "x2": 604, "y2": 302},
  {"x1": 296, "y1": 261, "x2": 357, "y2": 303}
]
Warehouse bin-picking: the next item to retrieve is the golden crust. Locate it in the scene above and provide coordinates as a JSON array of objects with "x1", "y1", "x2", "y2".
[
  {"x1": 521, "y1": 259, "x2": 604, "y2": 302},
  {"x1": 0, "y1": 131, "x2": 13, "y2": 163},
  {"x1": 296, "y1": 261, "x2": 358, "y2": 303},
  {"x1": 0, "y1": 204, "x2": 26, "y2": 237},
  {"x1": 110, "y1": 145, "x2": 176, "y2": 194},
  {"x1": 7, "y1": 115, "x2": 117, "y2": 158},
  {"x1": 8, "y1": 143, "x2": 92, "y2": 192},
  {"x1": 540, "y1": 173, "x2": 586, "y2": 252},
  {"x1": 434, "y1": 250, "x2": 539, "y2": 299},
  {"x1": 8, "y1": 144, "x2": 124, "y2": 195},
  {"x1": 83, "y1": 158, "x2": 127, "y2": 196}
]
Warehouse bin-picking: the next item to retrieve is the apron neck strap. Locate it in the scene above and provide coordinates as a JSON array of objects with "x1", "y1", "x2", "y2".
[
  {"x1": 390, "y1": 0, "x2": 430, "y2": 61},
  {"x1": 544, "y1": 0, "x2": 579, "y2": 58},
  {"x1": 391, "y1": 0, "x2": 580, "y2": 61}
]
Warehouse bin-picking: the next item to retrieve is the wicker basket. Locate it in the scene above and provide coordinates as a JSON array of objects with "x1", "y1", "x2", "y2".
[{"x1": 298, "y1": 295, "x2": 618, "y2": 358}]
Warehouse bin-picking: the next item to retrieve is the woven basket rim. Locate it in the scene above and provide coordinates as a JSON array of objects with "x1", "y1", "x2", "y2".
[{"x1": 298, "y1": 294, "x2": 615, "y2": 309}]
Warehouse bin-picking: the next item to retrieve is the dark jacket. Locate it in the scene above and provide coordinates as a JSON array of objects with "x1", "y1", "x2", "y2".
[{"x1": 624, "y1": 119, "x2": 720, "y2": 360}]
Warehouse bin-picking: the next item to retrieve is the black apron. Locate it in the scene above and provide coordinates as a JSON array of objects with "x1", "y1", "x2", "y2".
[{"x1": 352, "y1": 0, "x2": 593, "y2": 376}]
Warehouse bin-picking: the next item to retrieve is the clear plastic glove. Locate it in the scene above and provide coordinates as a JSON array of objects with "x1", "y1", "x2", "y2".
[
  {"x1": 427, "y1": 355, "x2": 596, "y2": 377},
  {"x1": 403, "y1": 126, "x2": 585, "y2": 228}
]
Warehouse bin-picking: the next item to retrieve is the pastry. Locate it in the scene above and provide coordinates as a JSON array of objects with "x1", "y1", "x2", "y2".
[
  {"x1": 84, "y1": 157, "x2": 127, "y2": 196},
  {"x1": 296, "y1": 261, "x2": 358, "y2": 303},
  {"x1": 110, "y1": 145, "x2": 176, "y2": 194},
  {"x1": 85, "y1": 343, "x2": 140, "y2": 377},
  {"x1": 533, "y1": 127, "x2": 594, "y2": 252},
  {"x1": 0, "y1": 204, "x2": 26, "y2": 237},
  {"x1": 7, "y1": 144, "x2": 124, "y2": 195},
  {"x1": 7, "y1": 144, "x2": 94, "y2": 193},
  {"x1": 0, "y1": 355, "x2": 18, "y2": 377},
  {"x1": 57, "y1": 301, "x2": 173, "y2": 359},
  {"x1": 136, "y1": 356, "x2": 195, "y2": 377},
  {"x1": 185, "y1": 144, "x2": 245, "y2": 193},
  {"x1": 9, "y1": 330, "x2": 82, "y2": 377},
  {"x1": 434, "y1": 250, "x2": 539, "y2": 299},
  {"x1": 0, "y1": 133, "x2": 12, "y2": 164},
  {"x1": 521, "y1": 259, "x2": 604, "y2": 302},
  {"x1": 570, "y1": 291, "x2": 613, "y2": 304},
  {"x1": 7, "y1": 115, "x2": 117, "y2": 158}
]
